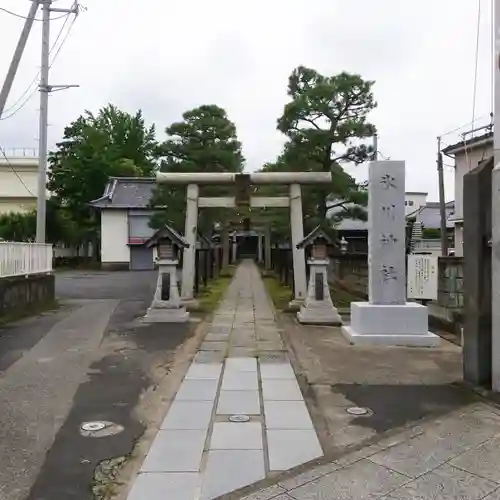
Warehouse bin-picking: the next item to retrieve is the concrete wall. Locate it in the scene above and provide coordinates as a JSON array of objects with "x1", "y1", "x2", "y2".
[
  {"x1": 0, "y1": 161, "x2": 38, "y2": 214},
  {"x1": 0, "y1": 162, "x2": 38, "y2": 197},
  {"x1": 437, "y1": 257, "x2": 463, "y2": 311},
  {"x1": 454, "y1": 225, "x2": 464, "y2": 257},
  {"x1": 330, "y1": 255, "x2": 464, "y2": 332},
  {"x1": 101, "y1": 209, "x2": 130, "y2": 269},
  {"x1": 0, "y1": 198, "x2": 37, "y2": 214},
  {"x1": 0, "y1": 273, "x2": 55, "y2": 317},
  {"x1": 454, "y1": 146, "x2": 493, "y2": 221},
  {"x1": 453, "y1": 144, "x2": 493, "y2": 256}
]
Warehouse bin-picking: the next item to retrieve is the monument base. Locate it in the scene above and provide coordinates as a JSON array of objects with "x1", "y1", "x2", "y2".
[
  {"x1": 181, "y1": 297, "x2": 199, "y2": 308},
  {"x1": 341, "y1": 302, "x2": 440, "y2": 347},
  {"x1": 143, "y1": 306, "x2": 190, "y2": 323},
  {"x1": 297, "y1": 302, "x2": 342, "y2": 326},
  {"x1": 288, "y1": 299, "x2": 304, "y2": 311}
]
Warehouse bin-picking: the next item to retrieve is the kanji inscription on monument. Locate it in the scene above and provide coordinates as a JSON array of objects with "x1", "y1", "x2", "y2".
[
  {"x1": 341, "y1": 160, "x2": 439, "y2": 347},
  {"x1": 368, "y1": 161, "x2": 406, "y2": 305}
]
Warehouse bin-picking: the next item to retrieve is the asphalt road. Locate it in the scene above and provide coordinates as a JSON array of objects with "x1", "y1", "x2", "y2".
[
  {"x1": 0, "y1": 270, "x2": 194, "y2": 500},
  {"x1": 55, "y1": 269, "x2": 158, "y2": 300}
]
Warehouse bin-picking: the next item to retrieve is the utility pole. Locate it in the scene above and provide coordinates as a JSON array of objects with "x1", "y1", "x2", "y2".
[
  {"x1": 372, "y1": 134, "x2": 378, "y2": 160},
  {"x1": 0, "y1": 1, "x2": 40, "y2": 118},
  {"x1": 437, "y1": 136, "x2": 448, "y2": 256},
  {"x1": 36, "y1": 0, "x2": 79, "y2": 243},
  {"x1": 492, "y1": 0, "x2": 500, "y2": 392},
  {"x1": 36, "y1": 0, "x2": 51, "y2": 244}
]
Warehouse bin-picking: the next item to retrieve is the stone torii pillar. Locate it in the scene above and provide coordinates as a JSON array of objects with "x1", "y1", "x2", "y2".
[
  {"x1": 181, "y1": 183, "x2": 199, "y2": 302},
  {"x1": 257, "y1": 231, "x2": 264, "y2": 263},
  {"x1": 264, "y1": 225, "x2": 272, "y2": 269},
  {"x1": 288, "y1": 183, "x2": 307, "y2": 308}
]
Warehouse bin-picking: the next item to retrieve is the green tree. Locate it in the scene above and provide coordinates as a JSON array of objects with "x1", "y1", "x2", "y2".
[
  {"x1": 274, "y1": 66, "x2": 376, "y2": 226},
  {"x1": 48, "y1": 104, "x2": 159, "y2": 248},
  {"x1": 0, "y1": 211, "x2": 36, "y2": 241},
  {"x1": 151, "y1": 104, "x2": 244, "y2": 234},
  {"x1": 422, "y1": 227, "x2": 441, "y2": 239},
  {"x1": 255, "y1": 142, "x2": 369, "y2": 240},
  {"x1": 0, "y1": 200, "x2": 79, "y2": 245}
]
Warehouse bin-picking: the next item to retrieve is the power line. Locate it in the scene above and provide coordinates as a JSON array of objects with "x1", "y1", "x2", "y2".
[
  {"x1": 0, "y1": 11, "x2": 77, "y2": 121},
  {"x1": 440, "y1": 114, "x2": 491, "y2": 137},
  {"x1": 0, "y1": 6, "x2": 70, "y2": 21},
  {"x1": 471, "y1": 0, "x2": 482, "y2": 137},
  {"x1": 3, "y1": 12, "x2": 72, "y2": 114},
  {"x1": 0, "y1": 89, "x2": 36, "y2": 120},
  {"x1": 0, "y1": 145, "x2": 37, "y2": 197},
  {"x1": 47, "y1": 13, "x2": 77, "y2": 67},
  {"x1": 2, "y1": 10, "x2": 73, "y2": 115},
  {"x1": 377, "y1": 150, "x2": 391, "y2": 161},
  {"x1": 491, "y1": 0, "x2": 494, "y2": 120}
]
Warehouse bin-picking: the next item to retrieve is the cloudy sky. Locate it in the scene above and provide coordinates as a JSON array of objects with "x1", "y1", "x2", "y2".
[{"x1": 0, "y1": 0, "x2": 494, "y2": 201}]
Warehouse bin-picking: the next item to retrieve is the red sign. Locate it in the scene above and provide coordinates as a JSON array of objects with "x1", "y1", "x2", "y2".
[{"x1": 128, "y1": 237, "x2": 148, "y2": 245}]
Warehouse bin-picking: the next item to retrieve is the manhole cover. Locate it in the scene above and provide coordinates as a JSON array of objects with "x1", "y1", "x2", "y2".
[
  {"x1": 229, "y1": 414, "x2": 250, "y2": 423},
  {"x1": 81, "y1": 422, "x2": 106, "y2": 432},
  {"x1": 80, "y1": 421, "x2": 124, "y2": 437},
  {"x1": 346, "y1": 407, "x2": 371, "y2": 416}
]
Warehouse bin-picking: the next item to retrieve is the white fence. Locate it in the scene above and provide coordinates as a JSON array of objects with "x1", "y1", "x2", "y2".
[{"x1": 0, "y1": 242, "x2": 53, "y2": 278}]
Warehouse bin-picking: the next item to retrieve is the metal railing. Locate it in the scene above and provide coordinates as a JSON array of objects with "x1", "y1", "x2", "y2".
[
  {"x1": 0, "y1": 241, "x2": 53, "y2": 277},
  {"x1": 0, "y1": 147, "x2": 38, "y2": 158}
]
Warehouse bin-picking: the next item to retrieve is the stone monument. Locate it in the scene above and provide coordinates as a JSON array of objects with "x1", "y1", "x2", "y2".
[
  {"x1": 143, "y1": 225, "x2": 190, "y2": 323},
  {"x1": 341, "y1": 160, "x2": 439, "y2": 346},
  {"x1": 297, "y1": 226, "x2": 342, "y2": 325}
]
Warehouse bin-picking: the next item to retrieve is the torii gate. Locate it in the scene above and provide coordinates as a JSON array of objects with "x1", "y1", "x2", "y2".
[{"x1": 156, "y1": 171, "x2": 332, "y2": 308}]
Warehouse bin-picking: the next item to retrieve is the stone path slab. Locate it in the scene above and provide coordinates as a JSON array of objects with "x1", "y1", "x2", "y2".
[
  {"x1": 126, "y1": 260, "x2": 323, "y2": 500},
  {"x1": 240, "y1": 402, "x2": 500, "y2": 500}
]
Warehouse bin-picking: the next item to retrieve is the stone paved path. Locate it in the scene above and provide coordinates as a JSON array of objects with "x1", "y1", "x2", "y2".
[
  {"x1": 126, "y1": 260, "x2": 322, "y2": 500},
  {"x1": 241, "y1": 401, "x2": 500, "y2": 500}
]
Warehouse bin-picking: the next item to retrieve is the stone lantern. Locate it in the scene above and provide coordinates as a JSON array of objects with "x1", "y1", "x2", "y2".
[
  {"x1": 296, "y1": 226, "x2": 342, "y2": 325},
  {"x1": 143, "y1": 225, "x2": 190, "y2": 323}
]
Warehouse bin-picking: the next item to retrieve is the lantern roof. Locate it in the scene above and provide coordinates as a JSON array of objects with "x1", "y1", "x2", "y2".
[
  {"x1": 145, "y1": 224, "x2": 189, "y2": 249},
  {"x1": 296, "y1": 225, "x2": 333, "y2": 249},
  {"x1": 197, "y1": 232, "x2": 212, "y2": 247}
]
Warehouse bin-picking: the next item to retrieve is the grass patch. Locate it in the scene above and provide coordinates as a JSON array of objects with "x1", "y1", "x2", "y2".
[
  {"x1": 0, "y1": 299, "x2": 60, "y2": 326},
  {"x1": 262, "y1": 272, "x2": 363, "y2": 311},
  {"x1": 262, "y1": 274, "x2": 293, "y2": 311},
  {"x1": 329, "y1": 280, "x2": 367, "y2": 309},
  {"x1": 195, "y1": 276, "x2": 232, "y2": 313},
  {"x1": 218, "y1": 264, "x2": 236, "y2": 278},
  {"x1": 329, "y1": 286, "x2": 363, "y2": 308}
]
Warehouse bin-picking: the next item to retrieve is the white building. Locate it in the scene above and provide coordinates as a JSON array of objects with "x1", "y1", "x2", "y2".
[
  {"x1": 0, "y1": 149, "x2": 39, "y2": 214},
  {"x1": 404, "y1": 191, "x2": 427, "y2": 215},
  {"x1": 442, "y1": 131, "x2": 493, "y2": 257},
  {"x1": 90, "y1": 177, "x2": 157, "y2": 270}
]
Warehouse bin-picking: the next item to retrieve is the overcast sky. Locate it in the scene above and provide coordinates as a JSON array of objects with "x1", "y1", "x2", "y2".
[{"x1": 0, "y1": 0, "x2": 494, "y2": 201}]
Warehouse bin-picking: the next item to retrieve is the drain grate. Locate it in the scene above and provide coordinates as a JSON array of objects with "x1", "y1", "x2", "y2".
[
  {"x1": 80, "y1": 421, "x2": 124, "y2": 438},
  {"x1": 81, "y1": 422, "x2": 107, "y2": 432},
  {"x1": 229, "y1": 414, "x2": 250, "y2": 423},
  {"x1": 346, "y1": 407, "x2": 371, "y2": 416}
]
